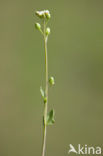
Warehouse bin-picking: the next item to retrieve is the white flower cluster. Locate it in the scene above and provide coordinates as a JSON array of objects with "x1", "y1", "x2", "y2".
[{"x1": 35, "y1": 10, "x2": 51, "y2": 19}]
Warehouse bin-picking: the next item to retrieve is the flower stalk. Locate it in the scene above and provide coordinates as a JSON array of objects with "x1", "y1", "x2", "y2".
[
  {"x1": 42, "y1": 20, "x2": 48, "y2": 156},
  {"x1": 35, "y1": 10, "x2": 55, "y2": 156}
]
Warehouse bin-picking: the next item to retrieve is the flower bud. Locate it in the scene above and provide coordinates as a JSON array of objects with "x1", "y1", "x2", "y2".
[
  {"x1": 46, "y1": 27, "x2": 50, "y2": 36},
  {"x1": 45, "y1": 10, "x2": 51, "y2": 19},
  {"x1": 49, "y1": 76, "x2": 55, "y2": 85},
  {"x1": 35, "y1": 23, "x2": 41, "y2": 30},
  {"x1": 44, "y1": 97, "x2": 47, "y2": 104},
  {"x1": 46, "y1": 13, "x2": 51, "y2": 19}
]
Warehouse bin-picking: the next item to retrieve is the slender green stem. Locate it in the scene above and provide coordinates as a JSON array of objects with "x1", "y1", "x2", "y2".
[{"x1": 42, "y1": 20, "x2": 48, "y2": 156}]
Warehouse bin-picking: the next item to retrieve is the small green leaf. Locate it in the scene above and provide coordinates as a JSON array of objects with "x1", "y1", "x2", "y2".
[
  {"x1": 40, "y1": 87, "x2": 44, "y2": 98},
  {"x1": 46, "y1": 109, "x2": 55, "y2": 126}
]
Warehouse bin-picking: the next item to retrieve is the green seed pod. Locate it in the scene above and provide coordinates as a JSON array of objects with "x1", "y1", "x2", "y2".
[
  {"x1": 49, "y1": 76, "x2": 55, "y2": 85},
  {"x1": 46, "y1": 27, "x2": 50, "y2": 36},
  {"x1": 35, "y1": 23, "x2": 41, "y2": 30}
]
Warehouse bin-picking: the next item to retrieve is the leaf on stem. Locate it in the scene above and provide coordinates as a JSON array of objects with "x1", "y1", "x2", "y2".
[
  {"x1": 46, "y1": 109, "x2": 55, "y2": 126},
  {"x1": 40, "y1": 87, "x2": 45, "y2": 98}
]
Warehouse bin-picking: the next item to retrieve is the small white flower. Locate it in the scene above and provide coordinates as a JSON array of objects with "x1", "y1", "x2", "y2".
[
  {"x1": 45, "y1": 10, "x2": 51, "y2": 19},
  {"x1": 45, "y1": 10, "x2": 49, "y2": 15},
  {"x1": 35, "y1": 10, "x2": 51, "y2": 19},
  {"x1": 36, "y1": 11, "x2": 44, "y2": 17}
]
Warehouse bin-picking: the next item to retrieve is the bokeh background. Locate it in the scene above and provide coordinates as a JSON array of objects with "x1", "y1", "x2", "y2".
[{"x1": 0, "y1": 0, "x2": 103, "y2": 156}]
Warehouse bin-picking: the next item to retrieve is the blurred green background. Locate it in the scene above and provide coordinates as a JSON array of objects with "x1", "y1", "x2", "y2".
[{"x1": 0, "y1": 0, "x2": 103, "y2": 156}]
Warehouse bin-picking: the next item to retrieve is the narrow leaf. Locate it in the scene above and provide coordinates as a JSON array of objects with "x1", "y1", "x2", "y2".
[
  {"x1": 40, "y1": 87, "x2": 44, "y2": 98},
  {"x1": 46, "y1": 109, "x2": 55, "y2": 126}
]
